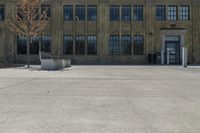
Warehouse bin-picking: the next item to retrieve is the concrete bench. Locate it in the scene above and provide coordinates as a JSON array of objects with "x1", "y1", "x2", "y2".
[{"x1": 39, "y1": 52, "x2": 71, "y2": 70}]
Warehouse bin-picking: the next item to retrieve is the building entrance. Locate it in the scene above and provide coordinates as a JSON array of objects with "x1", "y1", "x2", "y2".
[{"x1": 164, "y1": 35, "x2": 181, "y2": 64}]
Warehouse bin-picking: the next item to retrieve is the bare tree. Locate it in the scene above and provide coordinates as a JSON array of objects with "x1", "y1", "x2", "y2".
[{"x1": 6, "y1": 0, "x2": 49, "y2": 68}]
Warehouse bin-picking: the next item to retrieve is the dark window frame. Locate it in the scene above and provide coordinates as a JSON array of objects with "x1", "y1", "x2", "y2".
[
  {"x1": 30, "y1": 36, "x2": 39, "y2": 55},
  {"x1": 156, "y1": 5, "x2": 166, "y2": 21},
  {"x1": 87, "y1": 5, "x2": 97, "y2": 21},
  {"x1": 109, "y1": 35, "x2": 120, "y2": 55},
  {"x1": 75, "y1": 35, "x2": 85, "y2": 55},
  {"x1": 87, "y1": 35, "x2": 97, "y2": 55},
  {"x1": 179, "y1": 5, "x2": 190, "y2": 21},
  {"x1": 64, "y1": 5, "x2": 73, "y2": 21},
  {"x1": 0, "y1": 5, "x2": 5, "y2": 21},
  {"x1": 41, "y1": 35, "x2": 51, "y2": 53},
  {"x1": 110, "y1": 5, "x2": 120, "y2": 21},
  {"x1": 17, "y1": 36, "x2": 27, "y2": 55},
  {"x1": 75, "y1": 5, "x2": 85, "y2": 21},
  {"x1": 121, "y1": 5, "x2": 131, "y2": 21},
  {"x1": 134, "y1": 35, "x2": 144, "y2": 55},
  {"x1": 63, "y1": 35, "x2": 73, "y2": 55},
  {"x1": 121, "y1": 35, "x2": 131, "y2": 55},
  {"x1": 133, "y1": 5, "x2": 143, "y2": 21},
  {"x1": 167, "y1": 5, "x2": 177, "y2": 21}
]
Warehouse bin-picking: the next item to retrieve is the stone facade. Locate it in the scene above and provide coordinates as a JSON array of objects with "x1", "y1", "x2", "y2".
[{"x1": 0, "y1": 0, "x2": 200, "y2": 65}]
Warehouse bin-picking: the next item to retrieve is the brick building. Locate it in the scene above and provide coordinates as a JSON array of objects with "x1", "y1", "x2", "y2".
[{"x1": 0, "y1": 0, "x2": 200, "y2": 65}]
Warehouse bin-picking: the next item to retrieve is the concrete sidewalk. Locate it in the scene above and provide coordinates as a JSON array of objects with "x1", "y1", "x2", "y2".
[{"x1": 0, "y1": 66, "x2": 200, "y2": 133}]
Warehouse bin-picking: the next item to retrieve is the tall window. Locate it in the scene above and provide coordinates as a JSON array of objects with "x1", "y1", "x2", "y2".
[
  {"x1": 76, "y1": 5, "x2": 85, "y2": 21},
  {"x1": 87, "y1": 5, "x2": 97, "y2": 21},
  {"x1": 121, "y1": 5, "x2": 131, "y2": 21},
  {"x1": 168, "y1": 5, "x2": 177, "y2": 21},
  {"x1": 87, "y1": 36, "x2": 97, "y2": 55},
  {"x1": 41, "y1": 5, "x2": 51, "y2": 19},
  {"x1": 17, "y1": 36, "x2": 27, "y2": 54},
  {"x1": 41, "y1": 36, "x2": 51, "y2": 52},
  {"x1": 75, "y1": 36, "x2": 85, "y2": 54},
  {"x1": 134, "y1": 35, "x2": 144, "y2": 55},
  {"x1": 180, "y1": 5, "x2": 190, "y2": 21},
  {"x1": 110, "y1": 5, "x2": 119, "y2": 21},
  {"x1": 64, "y1": 5, "x2": 73, "y2": 21},
  {"x1": 30, "y1": 36, "x2": 39, "y2": 55},
  {"x1": 121, "y1": 35, "x2": 131, "y2": 55},
  {"x1": 133, "y1": 5, "x2": 143, "y2": 21},
  {"x1": 156, "y1": 5, "x2": 166, "y2": 21},
  {"x1": 0, "y1": 5, "x2": 5, "y2": 21},
  {"x1": 109, "y1": 35, "x2": 120, "y2": 55},
  {"x1": 64, "y1": 35, "x2": 73, "y2": 55}
]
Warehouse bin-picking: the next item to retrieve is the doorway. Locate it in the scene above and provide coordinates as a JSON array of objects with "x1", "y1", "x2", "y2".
[{"x1": 164, "y1": 35, "x2": 181, "y2": 64}]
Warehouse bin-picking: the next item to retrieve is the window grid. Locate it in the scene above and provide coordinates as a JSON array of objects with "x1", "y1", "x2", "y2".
[
  {"x1": 109, "y1": 35, "x2": 120, "y2": 55},
  {"x1": 64, "y1": 35, "x2": 73, "y2": 55},
  {"x1": 76, "y1": 5, "x2": 85, "y2": 21},
  {"x1": 17, "y1": 36, "x2": 27, "y2": 55},
  {"x1": 121, "y1": 35, "x2": 131, "y2": 55},
  {"x1": 110, "y1": 5, "x2": 120, "y2": 21},
  {"x1": 133, "y1": 5, "x2": 143, "y2": 21},
  {"x1": 156, "y1": 5, "x2": 166, "y2": 21},
  {"x1": 64, "y1": 5, "x2": 73, "y2": 21},
  {"x1": 0, "y1": 5, "x2": 5, "y2": 21},
  {"x1": 30, "y1": 36, "x2": 39, "y2": 55},
  {"x1": 87, "y1": 5, "x2": 97, "y2": 21},
  {"x1": 75, "y1": 36, "x2": 85, "y2": 54},
  {"x1": 87, "y1": 36, "x2": 97, "y2": 55},
  {"x1": 41, "y1": 35, "x2": 51, "y2": 53},
  {"x1": 180, "y1": 5, "x2": 190, "y2": 20},
  {"x1": 134, "y1": 35, "x2": 144, "y2": 55},
  {"x1": 168, "y1": 5, "x2": 177, "y2": 21},
  {"x1": 121, "y1": 5, "x2": 131, "y2": 21}
]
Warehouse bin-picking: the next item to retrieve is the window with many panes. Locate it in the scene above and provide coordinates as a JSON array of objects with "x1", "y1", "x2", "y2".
[
  {"x1": 110, "y1": 5, "x2": 119, "y2": 21},
  {"x1": 30, "y1": 36, "x2": 39, "y2": 55},
  {"x1": 41, "y1": 5, "x2": 51, "y2": 19},
  {"x1": 134, "y1": 35, "x2": 144, "y2": 55},
  {"x1": 75, "y1": 36, "x2": 85, "y2": 54},
  {"x1": 133, "y1": 5, "x2": 143, "y2": 21},
  {"x1": 64, "y1": 5, "x2": 73, "y2": 21},
  {"x1": 121, "y1": 5, "x2": 131, "y2": 21},
  {"x1": 17, "y1": 36, "x2": 27, "y2": 54},
  {"x1": 121, "y1": 35, "x2": 131, "y2": 55},
  {"x1": 167, "y1": 5, "x2": 177, "y2": 21},
  {"x1": 180, "y1": 5, "x2": 190, "y2": 21},
  {"x1": 64, "y1": 35, "x2": 73, "y2": 55},
  {"x1": 109, "y1": 35, "x2": 120, "y2": 55},
  {"x1": 87, "y1": 36, "x2": 97, "y2": 55},
  {"x1": 17, "y1": 36, "x2": 51, "y2": 54},
  {"x1": 0, "y1": 5, "x2": 5, "y2": 21},
  {"x1": 156, "y1": 5, "x2": 166, "y2": 21},
  {"x1": 41, "y1": 36, "x2": 51, "y2": 52},
  {"x1": 87, "y1": 5, "x2": 97, "y2": 21},
  {"x1": 76, "y1": 5, "x2": 85, "y2": 21}
]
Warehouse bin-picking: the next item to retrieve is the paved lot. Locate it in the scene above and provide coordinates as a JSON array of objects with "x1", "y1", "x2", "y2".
[{"x1": 0, "y1": 66, "x2": 200, "y2": 133}]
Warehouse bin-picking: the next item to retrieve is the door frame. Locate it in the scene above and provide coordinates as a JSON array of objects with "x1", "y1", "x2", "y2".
[
  {"x1": 160, "y1": 29, "x2": 186, "y2": 65},
  {"x1": 165, "y1": 41, "x2": 181, "y2": 64}
]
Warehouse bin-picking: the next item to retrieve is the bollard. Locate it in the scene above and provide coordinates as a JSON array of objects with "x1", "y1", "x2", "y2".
[
  {"x1": 167, "y1": 51, "x2": 170, "y2": 65},
  {"x1": 182, "y1": 47, "x2": 188, "y2": 68},
  {"x1": 161, "y1": 50, "x2": 165, "y2": 65}
]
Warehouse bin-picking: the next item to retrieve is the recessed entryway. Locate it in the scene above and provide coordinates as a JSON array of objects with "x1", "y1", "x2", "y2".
[
  {"x1": 160, "y1": 29, "x2": 186, "y2": 65},
  {"x1": 165, "y1": 35, "x2": 181, "y2": 64}
]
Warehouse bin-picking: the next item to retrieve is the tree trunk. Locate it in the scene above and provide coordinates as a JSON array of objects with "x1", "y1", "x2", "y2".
[{"x1": 27, "y1": 36, "x2": 30, "y2": 68}]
